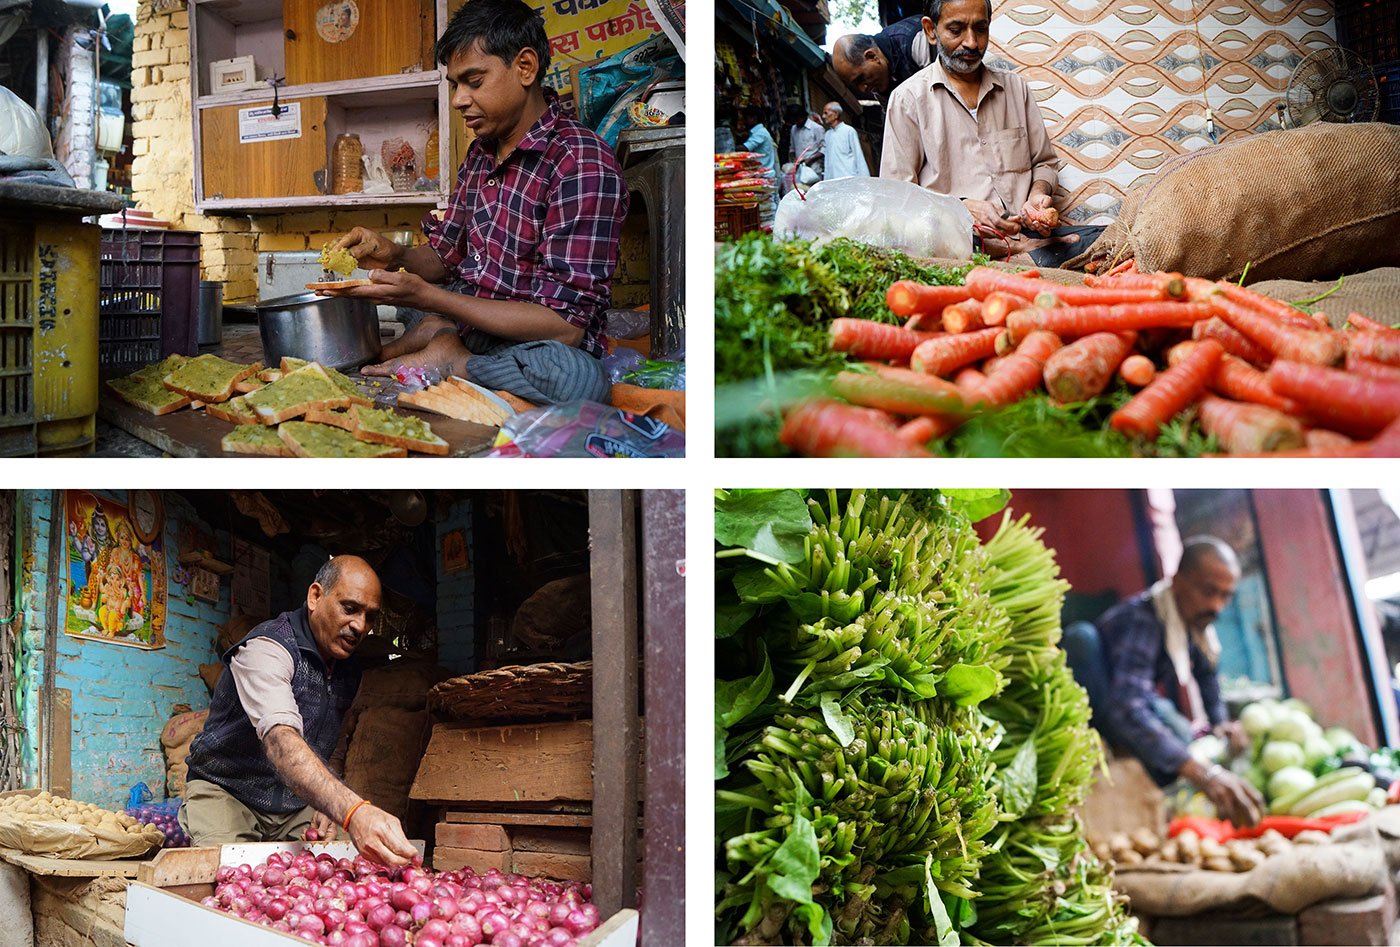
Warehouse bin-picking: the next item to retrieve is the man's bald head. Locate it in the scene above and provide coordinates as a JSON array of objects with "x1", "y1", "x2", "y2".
[
  {"x1": 832, "y1": 33, "x2": 891, "y2": 97},
  {"x1": 1178, "y1": 536, "x2": 1241, "y2": 579},
  {"x1": 1173, "y1": 537, "x2": 1240, "y2": 632},
  {"x1": 307, "y1": 555, "x2": 382, "y2": 663}
]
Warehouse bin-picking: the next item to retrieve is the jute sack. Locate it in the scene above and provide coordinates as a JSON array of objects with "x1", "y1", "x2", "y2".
[
  {"x1": 1114, "y1": 818, "x2": 1386, "y2": 917},
  {"x1": 0, "y1": 811, "x2": 163, "y2": 860},
  {"x1": 1066, "y1": 123, "x2": 1400, "y2": 282},
  {"x1": 161, "y1": 709, "x2": 208, "y2": 799},
  {"x1": 1247, "y1": 267, "x2": 1400, "y2": 328},
  {"x1": 343, "y1": 706, "x2": 430, "y2": 825}
]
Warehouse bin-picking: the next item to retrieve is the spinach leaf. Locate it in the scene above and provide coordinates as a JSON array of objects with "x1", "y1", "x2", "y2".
[
  {"x1": 715, "y1": 489, "x2": 812, "y2": 564},
  {"x1": 1000, "y1": 737, "x2": 1039, "y2": 820}
]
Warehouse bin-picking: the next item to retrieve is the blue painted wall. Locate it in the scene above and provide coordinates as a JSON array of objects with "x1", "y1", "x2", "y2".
[
  {"x1": 19, "y1": 490, "x2": 227, "y2": 804},
  {"x1": 436, "y1": 497, "x2": 476, "y2": 674}
]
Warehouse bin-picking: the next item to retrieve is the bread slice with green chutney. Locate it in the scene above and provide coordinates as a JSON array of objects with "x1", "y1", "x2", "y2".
[
  {"x1": 106, "y1": 356, "x2": 195, "y2": 415},
  {"x1": 277, "y1": 421, "x2": 406, "y2": 458},
  {"x1": 162, "y1": 354, "x2": 262, "y2": 403},
  {"x1": 352, "y1": 405, "x2": 449, "y2": 456},
  {"x1": 243, "y1": 362, "x2": 353, "y2": 424},
  {"x1": 221, "y1": 424, "x2": 292, "y2": 456}
]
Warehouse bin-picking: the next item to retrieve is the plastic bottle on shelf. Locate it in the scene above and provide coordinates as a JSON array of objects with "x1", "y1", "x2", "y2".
[
  {"x1": 425, "y1": 128, "x2": 440, "y2": 181},
  {"x1": 332, "y1": 133, "x2": 364, "y2": 194}
]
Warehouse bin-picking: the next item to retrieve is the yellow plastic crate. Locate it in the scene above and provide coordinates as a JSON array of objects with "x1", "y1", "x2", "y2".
[{"x1": 0, "y1": 217, "x2": 99, "y2": 457}]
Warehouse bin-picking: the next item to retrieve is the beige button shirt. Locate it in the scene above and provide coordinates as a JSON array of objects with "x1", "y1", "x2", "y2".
[{"x1": 880, "y1": 60, "x2": 1060, "y2": 214}]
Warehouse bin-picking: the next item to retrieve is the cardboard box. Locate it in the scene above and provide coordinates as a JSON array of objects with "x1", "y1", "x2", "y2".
[{"x1": 410, "y1": 720, "x2": 593, "y2": 804}]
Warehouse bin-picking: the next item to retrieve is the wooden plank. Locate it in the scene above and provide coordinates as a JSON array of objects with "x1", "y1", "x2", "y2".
[
  {"x1": 430, "y1": 846, "x2": 510, "y2": 873},
  {"x1": 512, "y1": 849, "x2": 589, "y2": 884},
  {"x1": 138, "y1": 846, "x2": 222, "y2": 887},
  {"x1": 40, "y1": 491, "x2": 61, "y2": 793},
  {"x1": 434, "y1": 823, "x2": 509, "y2": 852},
  {"x1": 99, "y1": 396, "x2": 496, "y2": 459},
  {"x1": 283, "y1": 0, "x2": 434, "y2": 87},
  {"x1": 511, "y1": 827, "x2": 590, "y2": 857},
  {"x1": 200, "y1": 97, "x2": 329, "y2": 201},
  {"x1": 51, "y1": 689, "x2": 70, "y2": 799},
  {"x1": 588, "y1": 490, "x2": 639, "y2": 916},
  {"x1": 0, "y1": 846, "x2": 145, "y2": 878},
  {"x1": 444, "y1": 810, "x2": 592, "y2": 828},
  {"x1": 410, "y1": 720, "x2": 593, "y2": 803},
  {"x1": 640, "y1": 490, "x2": 685, "y2": 947}
]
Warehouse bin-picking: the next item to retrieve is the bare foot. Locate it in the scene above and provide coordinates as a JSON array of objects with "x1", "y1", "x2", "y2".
[
  {"x1": 362, "y1": 330, "x2": 470, "y2": 379},
  {"x1": 375, "y1": 313, "x2": 456, "y2": 363}
]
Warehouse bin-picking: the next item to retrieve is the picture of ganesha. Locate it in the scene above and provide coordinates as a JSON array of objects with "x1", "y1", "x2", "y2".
[{"x1": 64, "y1": 491, "x2": 165, "y2": 648}]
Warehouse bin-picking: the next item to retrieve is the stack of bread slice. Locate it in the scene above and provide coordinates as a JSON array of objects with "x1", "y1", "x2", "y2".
[{"x1": 396, "y1": 375, "x2": 514, "y2": 428}]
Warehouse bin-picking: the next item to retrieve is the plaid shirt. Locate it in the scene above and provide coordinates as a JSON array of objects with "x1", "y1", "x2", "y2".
[
  {"x1": 424, "y1": 89, "x2": 628, "y2": 358},
  {"x1": 1095, "y1": 591, "x2": 1226, "y2": 783}
]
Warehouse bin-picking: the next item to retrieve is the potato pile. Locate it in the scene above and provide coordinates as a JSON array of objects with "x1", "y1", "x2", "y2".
[
  {"x1": 0, "y1": 791, "x2": 152, "y2": 837},
  {"x1": 1094, "y1": 826, "x2": 1330, "y2": 873}
]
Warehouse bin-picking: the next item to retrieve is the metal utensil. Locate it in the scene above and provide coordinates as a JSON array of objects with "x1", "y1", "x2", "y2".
[{"x1": 255, "y1": 292, "x2": 382, "y2": 371}]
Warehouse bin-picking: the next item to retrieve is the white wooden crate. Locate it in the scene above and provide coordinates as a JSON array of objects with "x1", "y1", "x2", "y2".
[{"x1": 123, "y1": 840, "x2": 637, "y2": 947}]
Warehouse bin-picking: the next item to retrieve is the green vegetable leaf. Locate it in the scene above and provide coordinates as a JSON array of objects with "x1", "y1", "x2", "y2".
[
  {"x1": 925, "y1": 854, "x2": 960, "y2": 946},
  {"x1": 767, "y1": 813, "x2": 821, "y2": 904},
  {"x1": 716, "y1": 602, "x2": 757, "y2": 639},
  {"x1": 942, "y1": 664, "x2": 1000, "y2": 706},
  {"x1": 1000, "y1": 737, "x2": 1039, "y2": 820},
  {"x1": 793, "y1": 902, "x2": 833, "y2": 947},
  {"x1": 733, "y1": 567, "x2": 790, "y2": 604},
  {"x1": 714, "y1": 719, "x2": 730, "y2": 780},
  {"x1": 941, "y1": 488, "x2": 1011, "y2": 523},
  {"x1": 715, "y1": 489, "x2": 813, "y2": 563},
  {"x1": 819, "y1": 692, "x2": 856, "y2": 747},
  {"x1": 716, "y1": 647, "x2": 773, "y2": 728}
]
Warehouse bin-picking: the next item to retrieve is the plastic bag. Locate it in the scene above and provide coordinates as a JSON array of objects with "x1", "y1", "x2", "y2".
[
  {"x1": 0, "y1": 86, "x2": 53, "y2": 159},
  {"x1": 775, "y1": 177, "x2": 973, "y2": 260},
  {"x1": 602, "y1": 346, "x2": 646, "y2": 383},
  {"x1": 488, "y1": 400, "x2": 684, "y2": 458},
  {"x1": 621, "y1": 359, "x2": 684, "y2": 391},
  {"x1": 125, "y1": 782, "x2": 189, "y2": 848}
]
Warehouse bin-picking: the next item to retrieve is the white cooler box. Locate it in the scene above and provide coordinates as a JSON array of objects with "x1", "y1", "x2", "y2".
[
  {"x1": 257, "y1": 251, "x2": 398, "y2": 323},
  {"x1": 124, "y1": 840, "x2": 638, "y2": 947}
]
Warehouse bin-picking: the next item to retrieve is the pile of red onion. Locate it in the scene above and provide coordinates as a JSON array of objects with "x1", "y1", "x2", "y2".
[{"x1": 203, "y1": 850, "x2": 600, "y2": 946}]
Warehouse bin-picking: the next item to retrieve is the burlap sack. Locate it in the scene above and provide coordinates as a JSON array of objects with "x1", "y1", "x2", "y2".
[
  {"x1": 343, "y1": 706, "x2": 430, "y2": 824},
  {"x1": 0, "y1": 811, "x2": 163, "y2": 860},
  {"x1": 161, "y1": 709, "x2": 207, "y2": 799},
  {"x1": 1067, "y1": 123, "x2": 1400, "y2": 282},
  {"x1": 512, "y1": 575, "x2": 591, "y2": 649},
  {"x1": 1114, "y1": 818, "x2": 1386, "y2": 917},
  {"x1": 352, "y1": 660, "x2": 449, "y2": 712},
  {"x1": 1247, "y1": 267, "x2": 1400, "y2": 328}
]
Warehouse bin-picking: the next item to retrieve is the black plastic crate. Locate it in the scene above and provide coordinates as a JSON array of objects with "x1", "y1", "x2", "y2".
[
  {"x1": 1336, "y1": 0, "x2": 1400, "y2": 66},
  {"x1": 99, "y1": 229, "x2": 201, "y2": 374}
]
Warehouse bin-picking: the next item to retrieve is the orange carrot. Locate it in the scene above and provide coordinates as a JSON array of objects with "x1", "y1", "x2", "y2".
[
  {"x1": 941, "y1": 299, "x2": 986, "y2": 334},
  {"x1": 1182, "y1": 277, "x2": 1221, "y2": 303},
  {"x1": 1042, "y1": 331, "x2": 1136, "y2": 403},
  {"x1": 1120, "y1": 354, "x2": 1156, "y2": 388},
  {"x1": 911, "y1": 327, "x2": 1002, "y2": 377},
  {"x1": 833, "y1": 366, "x2": 964, "y2": 417},
  {"x1": 1346, "y1": 353, "x2": 1400, "y2": 383},
  {"x1": 1215, "y1": 282, "x2": 1322, "y2": 332},
  {"x1": 1104, "y1": 257, "x2": 1137, "y2": 278},
  {"x1": 1193, "y1": 316, "x2": 1273, "y2": 368},
  {"x1": 980, "y1": 292, "x2": 1026, "y2": 327},
  {"x1": 1266, "y1": 360, "x2": 1400, "y2": 439},
  {"x1": 779, "y1": 400, "x2": 932, "y2": 457},
  {"x1": 954, "y1": 366, "x2": 987, "y2": 391},
  {"x1": 1209, "y1": 297, "x2": 1345, "y2": 366},
  {"x1": 897, "y1": 416, "x2": 940, "y2": 445},
  {"x1": 1347, "y1": 313, "x2": 1396, "y2": 333},
  {"x1": 830, "y1": 318, "x2": 942, "y2": 361},
  {"x1": 969, "y1": 330, "x2": 1062, "y2": 407},
  {"x1": 1169, "y1": 342, "x2": 1301, "y2": 414},
  {"x1": 1198, "y1": 396, "x2": 1304, "y2": 454},
  {"x1": 1085, "y1": 271, "x2": 1186, "y2": 298},
  {"x1": 979, "y1": 354, "x2": 1010, "y2": 377},
  {"x1": 1006, "y1": 302, "x2": 1213, "y2": 345},
  {"x1": 1366, "y1": 416, "x2": 1400, "y2": 457},
  {"x1": 1110, "y1": 339, "x2": 1223, "y2": 438},
  {"x1": 886, "y1": 281, "x2": 972, "y2": 317},
  {"x1": 1347, "y1": 330, "x2": 1400, "y2": 367},
  {"x1": 963, "y1": 268, "x2": 1052, "y2": 302}
]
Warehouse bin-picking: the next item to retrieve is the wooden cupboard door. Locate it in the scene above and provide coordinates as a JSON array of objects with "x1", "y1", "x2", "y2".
[
  {"x1": 200, "y1": 98, "x2": 329, "y2": 200},
  {"x1": 284, "y1": 0, "x2": 435, "y2": 86}
]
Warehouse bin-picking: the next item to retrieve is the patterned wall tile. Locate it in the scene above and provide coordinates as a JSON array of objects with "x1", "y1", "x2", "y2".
[{"x1": 991, "y1": 0, "x2": 1337, "y2": 222}]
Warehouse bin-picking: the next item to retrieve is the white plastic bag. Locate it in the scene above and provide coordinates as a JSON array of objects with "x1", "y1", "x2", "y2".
[
  {"x1": 776, "y1": 176, "x2": 973, "y2": 260},
  {"x1": 0, "y1": 86, "x2": 53, "y2": 159}
]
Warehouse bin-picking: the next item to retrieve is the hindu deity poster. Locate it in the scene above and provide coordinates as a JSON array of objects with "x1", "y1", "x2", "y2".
[{"x1": 63, "y1": 491, "x2": 167, "y2": 649}]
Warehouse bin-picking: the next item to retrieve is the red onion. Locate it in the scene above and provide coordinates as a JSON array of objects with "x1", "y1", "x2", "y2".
[
  {"x1": 451, "y1": 912, "x2": 483, "y2": 939},
  {"x1": 490, "y1": 932, "x2": 524, "y2": 947},
  {"x1": 431, "y1": 896, "x2": 460, "y2": 922},
  {"x1": 366, "y1": 902, "x2": 396, "y2": 931},
  {"x1": 394, "y1": 910, "x2": 413, "y2": 929},
  {"x1": 344, "y1": 934, "x2": 376, "y2": 947},
  {"x1": 379, "y1": 925, "x2": 407, "y2": 947},
  {"x1": 265, "y1": 899, "x2": 289, "y2": 921},
  {"x1": 411, "y1": 899, "x2": 433, "y2": 926},
  {"x1": 421, "y1": 918, "x2": 451, "y2": 940},
  {"x1": 296, "y1": 914, "x2": 325, "y2": 937},
  {"x1": 444, "y1": 936, "x2": 472, "y2": 947},
  {"x1": 325, "y1": 931, "x2": 347, "y2": 946},
  {"x1": 543, "y1": 928, "x2": 576, "y2": 947},
  {"x1": 562, "y1": 909, "x2": 594, "y2": 935},
  {"x1": 390, "y1": 883, "x2": 419, "y2": 911},
  {"x1": 480, "y1": 910, "x2": 511, "y2": 937}
]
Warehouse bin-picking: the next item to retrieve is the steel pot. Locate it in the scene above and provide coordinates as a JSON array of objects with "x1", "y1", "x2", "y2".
[{"x1": 255, "y1": 292, "x2": 382, "y2": 371}]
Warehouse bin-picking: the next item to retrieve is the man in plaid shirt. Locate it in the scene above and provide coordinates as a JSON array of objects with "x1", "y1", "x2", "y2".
[
  {"x1": 1063, "y1": 536, "x2": 1264, "y2": 827},
  {"x1": 323, "y1": 0, "x2": 628, "y2": 405}
]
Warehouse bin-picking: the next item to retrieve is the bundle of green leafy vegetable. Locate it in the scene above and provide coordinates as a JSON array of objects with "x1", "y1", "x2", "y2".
[{"x1": 715, "y1": 489, "x2": 1142, "y2": 946}]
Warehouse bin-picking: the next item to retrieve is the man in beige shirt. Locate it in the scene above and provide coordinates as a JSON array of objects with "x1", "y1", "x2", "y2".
[
  {"x1": 879, "y1": 0, "x2": 1101, "y2": 266},
  {"x1": 180, "y1": 556, "x2": 417, "y2": 866}
]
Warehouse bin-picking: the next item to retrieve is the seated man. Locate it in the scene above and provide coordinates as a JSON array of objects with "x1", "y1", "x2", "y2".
[
  {"x1": 831, "y1": 16, "x2": 934, "y2": 101},
  {"x1": 1063, "y1": 536, "x2": 1263, "y2": 827},
  {"x1": 323, "y1": 0, "x2": 628, "y2": 406},
  {"x1": 879, "y1": 0, "x2": 1102, "y2": 268}
]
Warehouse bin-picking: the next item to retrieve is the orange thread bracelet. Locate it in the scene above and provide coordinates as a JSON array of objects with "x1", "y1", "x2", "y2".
[{"x1": 343, "y1": 799, "x2": 368, "y2": 832}]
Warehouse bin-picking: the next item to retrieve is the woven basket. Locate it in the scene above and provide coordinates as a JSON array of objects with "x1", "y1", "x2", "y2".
[{"x1": 429, "y1": 661, "x2": 592, "y2": 723}]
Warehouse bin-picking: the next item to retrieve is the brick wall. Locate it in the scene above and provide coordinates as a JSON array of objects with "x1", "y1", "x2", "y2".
[
  {"x1": 436, "y1": 497, "x2": 475, "y2": 674},
  {"x1": 55, "y1": 29, "x2": 98, "y2": 188},
  {"x1": 19, "y1": 491, "x2": 226, "y2": 804}
]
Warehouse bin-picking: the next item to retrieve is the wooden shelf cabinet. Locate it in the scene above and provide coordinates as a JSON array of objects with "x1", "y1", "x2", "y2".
[{"x1": 189, "y1": 0, "x2": 453, "y2": 214}]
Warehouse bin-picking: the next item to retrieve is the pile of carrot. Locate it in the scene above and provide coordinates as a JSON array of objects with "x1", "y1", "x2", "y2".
[{"x1": 779, "y1": 261, "x2": 1400, "y2": 458}]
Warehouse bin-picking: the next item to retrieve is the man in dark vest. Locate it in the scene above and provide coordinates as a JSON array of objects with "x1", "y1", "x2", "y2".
[{"x1": 179, "y1": 556, "x2": 417, "y2": 866}]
